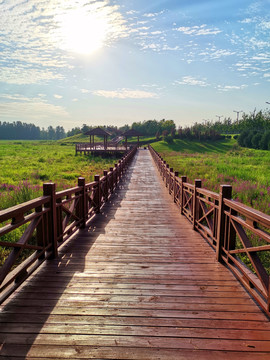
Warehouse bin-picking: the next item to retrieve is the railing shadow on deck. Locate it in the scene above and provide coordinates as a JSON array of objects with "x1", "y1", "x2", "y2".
[
  {"x1": 149, "y1": 145, "x2": 270, "y2": 318},
  {"x1": 0, "y1": 148, "x2": 137, "y2": 357}
]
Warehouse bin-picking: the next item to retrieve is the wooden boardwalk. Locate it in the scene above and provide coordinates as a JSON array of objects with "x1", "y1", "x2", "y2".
[{"x1": 1, "y1": 149, "x2": 270, "y2": 359}]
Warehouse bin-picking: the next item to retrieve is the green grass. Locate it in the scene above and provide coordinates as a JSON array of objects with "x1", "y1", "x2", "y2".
[
  {"x1": 0, "y1": 140, "x2": 122, "y2": 210},
  {"x1": 152, "y1": 138, "x2": 270, "y2": 214},
  {"x1": 59, "y1": 133, "x2": 100, "y2": 144}
]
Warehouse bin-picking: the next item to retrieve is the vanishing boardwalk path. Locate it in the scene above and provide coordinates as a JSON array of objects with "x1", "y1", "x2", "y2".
[{"x1": 1, "y1": 149, "x2": 270, "y2": 359}]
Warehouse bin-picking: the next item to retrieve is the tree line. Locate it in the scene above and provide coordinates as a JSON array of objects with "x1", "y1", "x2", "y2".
[
  {"x1": 67, "y1": 119, "x2": 176, "y2": 138},
  {"x1": 0, "y1": 121, "x2": 66, "y2": 140}
]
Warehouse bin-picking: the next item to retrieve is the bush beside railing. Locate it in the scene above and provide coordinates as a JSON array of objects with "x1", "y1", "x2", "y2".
[
  {"x1": 0, "y1": 146, "x2": 137, "y2": 304},
  {"x1": 149, "y1": 145, "x2": 270, "y2": 316}
]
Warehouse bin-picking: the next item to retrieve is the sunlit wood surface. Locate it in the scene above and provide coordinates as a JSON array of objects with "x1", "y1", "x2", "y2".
[{"x1": 1, "y1": 149, "x2": 270, "y2": 359}]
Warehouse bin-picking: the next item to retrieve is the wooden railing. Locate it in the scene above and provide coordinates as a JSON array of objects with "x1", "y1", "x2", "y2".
[
  {"x1": 149, "y1": 145, "x2": 270, "y2": 316},
  {"x1": 75, "y1": 142, "x2": 129, "y2": 153},
  {"x1": 0, "y1": 146, "x2": 137, "y2": 304}
]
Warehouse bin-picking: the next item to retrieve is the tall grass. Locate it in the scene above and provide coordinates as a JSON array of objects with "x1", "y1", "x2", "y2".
[
  {"x1": 0, "y1": 140, "x2": 122, "y2": 210},
  {"x1": 152, "y1": 139, "x2": 270, "y2": 215}
]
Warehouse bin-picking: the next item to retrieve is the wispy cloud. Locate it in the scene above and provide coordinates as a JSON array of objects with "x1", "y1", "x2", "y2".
[
  {"x1": 92, "y1": 88, "x2": 159, "y2": 99},
  {"x1": 175, "y1": 24, "x2": 222, "y2": 36},
  {"x1": 143, "y1": 11, "x2": 165, "y2": 18},
  {"x1": 0, "y1": 94, "x2": 69, "y2": 121},
  {"x1": 217, "y1": 84, "x2": 248, "y2": 92},
  {"x1": 54, "y1": 94, "x2": 63, "y2": 99},
  {"x1": 174, "y1": 76, "x2": 210, "y2": 87}
]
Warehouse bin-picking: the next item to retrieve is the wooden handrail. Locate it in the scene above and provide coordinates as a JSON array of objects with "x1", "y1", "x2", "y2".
[
  {"x1": 0, "y1": 146, "x2": 137, "y2": 304},
  {"x1": 149, "y1": 144, "x2": 270, "y2": 316}
]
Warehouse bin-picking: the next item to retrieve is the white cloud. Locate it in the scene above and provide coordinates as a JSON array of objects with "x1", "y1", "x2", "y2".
[
  {"x1": 217, "y1": 84, "x2": 248, "y2": 92},
  {"x1": 0, "y1": 97, "x2": 70, "y2": 120},
  {"x1": 54, "y1": 94, "x2": 63, "y2": 99},
  {"x1": 0, "y1": 66, "x2": 64, "y2": 85},
  {"x1": 92, "y1": 88, "x2": 159, "y2": 99},
  {"x1": 175, "y1": 24, "x2": 222, "y2": 36},
  {"x1": 81, "y1": 89, "x2": 91, "y2": 93},
  {"x1": 175, "y1": 76, "x2": 209, "y2": 87},
  {"x1": 143, "y1": 11, "x2": 165, "y2": 18}
]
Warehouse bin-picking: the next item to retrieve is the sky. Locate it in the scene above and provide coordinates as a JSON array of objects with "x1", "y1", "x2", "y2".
[{"x1": 0, "y1": 0, "x2": 270, "y2": 131}]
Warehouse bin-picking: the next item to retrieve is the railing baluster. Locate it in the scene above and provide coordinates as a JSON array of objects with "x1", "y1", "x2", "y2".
[
  {"x1": 215, "y1": 185, "x2": 232, "y2": 262},
  {"x1": 180, "y1": 176, "x2": 187, "y2": 214},
  {"x1": 193, "y1": 179, "x2": 202, "y2": 230},
  {"x1": 174, "y1": 171, "x2": 179, "y2": 203},
  {"x1": 78, "y1": 177, "x2": 86, "y2": 228},
  {"x1": 43, "y1": 183, "x2": 58, "y2": 259}
]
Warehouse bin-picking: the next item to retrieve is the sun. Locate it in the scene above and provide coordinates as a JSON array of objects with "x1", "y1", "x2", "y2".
[{"x1": 57, "y1": 8, "x2": 110, "y2": 55}]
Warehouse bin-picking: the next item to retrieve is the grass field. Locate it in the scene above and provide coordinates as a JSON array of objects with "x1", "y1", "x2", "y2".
[
  {"x1": 152, "y1": 138, "x2": 270, "y2": 215},
  {"x1": 0, "y1": 140, "x2": 122, "y2": 210}
]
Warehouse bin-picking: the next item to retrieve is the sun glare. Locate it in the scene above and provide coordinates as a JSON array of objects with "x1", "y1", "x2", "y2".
[{"x1": 58, "y1": 8, "x2": 110, "y2": 55}]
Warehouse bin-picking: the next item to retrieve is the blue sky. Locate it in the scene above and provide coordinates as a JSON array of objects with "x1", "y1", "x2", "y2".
[{"x1": 0, "y1": 0, "x2": 270, "y2": 130}]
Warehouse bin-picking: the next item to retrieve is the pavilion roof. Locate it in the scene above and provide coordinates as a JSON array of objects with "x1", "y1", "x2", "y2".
[
  {"x1": 84, "y1": 127, "x2": 111, "y2": 136},
  {"x1": 121, "y1": 129, "x2": 143, "y2": 137}
]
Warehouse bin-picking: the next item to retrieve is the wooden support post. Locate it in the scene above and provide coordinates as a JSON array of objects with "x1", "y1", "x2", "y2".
[
  {"x1": 174, "y1": 171, "x2": 179, "y2": 203},
  {"x1": 35, "y1": 205, "x2": 45, "y2": 259},
  {"x1": 180, "y1": 176, "x2": 187, "y2": 214},
  {"x1": 169, "y1": 168, "x2": 173, "y2": 194},
  {"x1": 115, "y1": 163, "x2": 118, "y2": 184},
  {"x1": 109, "y1": 167, "x2": 114, "y2": 193},
  {"x1": 118, "y1": 159, "x2": 122, "y2": 177},
  {"x1": 103, "y1": 170, "x2": 108, "y2": 202},
  {"x1": 78, "y1": 177, "x2": 86, "y2": 228},
  {"x1": 43, "y1": 183, "x2": 58, "y2": 259},
  {"x1": 216, "y1": 185, "x2": 232, "y2": 262},
  {"x1": 166, "y1": 164, "x2": 170, "y2": 187},
  {"x1": 193, "y1": 179, "x2": 202, "y2": 230},
  {"x1": 268, "y1": 286, "x2": 270, "y2": 316},
  {"x1": 94, "y1": 175, "x2": 101, "y2": 214}
]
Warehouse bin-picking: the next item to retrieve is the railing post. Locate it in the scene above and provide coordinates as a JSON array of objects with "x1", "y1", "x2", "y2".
[
  {"x1": 103, "y1": 170, "x2": 108, "y2": 202},
  {"x1": 268, "y1": 285, "x2": 270, "y2": 315},
  {"x1": 180, "y1": 176, "x2": 187, "y2": 214},
  {"x1": 115, "y1": 163, "x2": 118, "y2": 184},
  {"x1": 94, "y1": 175, "x2": 101, "y2": 214},
  {"x1": 216, "y1": 185, "x2": 232, "y2": 262},
  {"x1": 193, "y1": 179, "x2": 202, "y2": 230},
  {"x1": 174, "y1": 171, "x2": 179, "y2": 203},
  {"x1": 169, "y1": 168, "x2": 174, "y2": 194},
  {"x1": 110, "y1": 167, "x2": 114, "y2": 194},
  {"x1": 43, "y1": 183, "x2": 58, "y2": 259},
  {"x1": 166, "y1": 164, "x2": 170, "y2": 187},
  {"x1": 78, "y1": 177, "x2": 86, "y2": 228},
  {"x1": 35, "y1": 204, "x2": 45, "y2": 260}
]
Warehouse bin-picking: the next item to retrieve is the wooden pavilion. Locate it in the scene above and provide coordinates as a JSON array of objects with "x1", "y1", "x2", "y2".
[
  {"x1": 84, "y1": 127, "x2": 111, "y2": 150},
  {"x1": 122, "y1": 129, "x2": 143, "y2": 150}
]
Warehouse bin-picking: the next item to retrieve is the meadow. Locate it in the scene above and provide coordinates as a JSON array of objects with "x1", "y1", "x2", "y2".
[
  {"x1": 152, "y1": 138, "x2": 270, "y2": 215},
  {"x1": 0, "y1": 140, "x2": 122, "y2": 210}
]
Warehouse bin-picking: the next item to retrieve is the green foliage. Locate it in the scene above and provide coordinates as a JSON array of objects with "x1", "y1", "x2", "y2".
[
  {"x1": 164, "y1": 134, "x2": 174, "y2": 144},
  {"x1": 238, "y1": 128, "x2": 270, "y2": 150},
  {"x1": 131, "y1": 119, "x2": 176, "y2": 136}
]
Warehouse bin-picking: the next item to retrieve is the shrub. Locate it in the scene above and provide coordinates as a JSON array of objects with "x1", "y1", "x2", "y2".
[
  {"x1": 260, "y1": 131, "x2": 270, "y2": 150},
  {"x1": 251, "y1": 132, "x2": 263, "y2": 149},
  {"x1": 164, "y1": 135, "x2": 174, "y2": 144}
]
